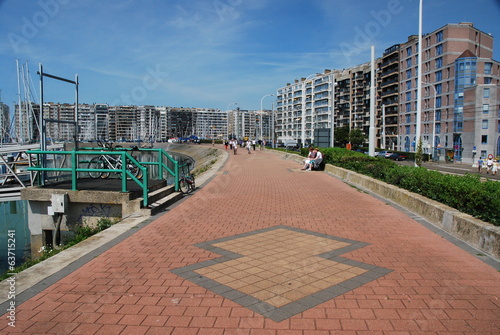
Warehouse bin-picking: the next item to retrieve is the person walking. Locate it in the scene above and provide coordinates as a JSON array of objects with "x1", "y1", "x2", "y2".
[
  {"x1": 246, "y1": 140, "x2": 252, "y2": 154},
  {"x1": 486, "y1": 157, "x2": 494, "y2": 174},
  {"x1": 477, "y1": 157, "x2": 484, "y2": 173}
]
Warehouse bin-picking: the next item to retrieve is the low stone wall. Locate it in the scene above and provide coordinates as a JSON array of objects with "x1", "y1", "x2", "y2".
[
  {"x1": 157, "y1": 143, "x2": 222, "y2": 175},
  {"x1": 273, "y1": 150, "x2": 500, "y2": 261}
]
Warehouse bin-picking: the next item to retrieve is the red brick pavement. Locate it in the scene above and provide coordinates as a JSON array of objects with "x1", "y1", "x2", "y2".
[{"x1": 2, "y1": 149, "x2": 500, "y2": 334}]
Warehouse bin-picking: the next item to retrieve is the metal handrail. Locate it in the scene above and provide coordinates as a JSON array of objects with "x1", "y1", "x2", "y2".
[
  {"x1": 79, "y1": 146, "x2": 180, "y2": 187},
  {"x1": 27, "y1": 150, "x2": 149, "y2": 206},
  {"x1": 27, "y1": 147, "x2": 182, "y2": 205}
]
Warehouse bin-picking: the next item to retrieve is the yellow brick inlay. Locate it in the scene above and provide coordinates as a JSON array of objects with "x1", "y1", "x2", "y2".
[{"x1": 194, "y1": 229, "x2": 368, "y2": 307}]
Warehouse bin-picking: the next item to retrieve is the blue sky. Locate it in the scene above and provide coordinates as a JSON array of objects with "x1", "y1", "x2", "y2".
[{"x1": 1, "y1": 0, "x2": 499, "y2": 113}]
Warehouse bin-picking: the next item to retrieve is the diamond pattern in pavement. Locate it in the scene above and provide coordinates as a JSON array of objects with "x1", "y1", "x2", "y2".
[{"x1": 171, "y1": 225, "x2": 392, "y2": 322}]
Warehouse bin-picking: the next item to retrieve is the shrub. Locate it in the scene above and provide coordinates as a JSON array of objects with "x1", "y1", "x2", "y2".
[{"x1": 299, "y1": 147, "x2": 500, "y2": 226}]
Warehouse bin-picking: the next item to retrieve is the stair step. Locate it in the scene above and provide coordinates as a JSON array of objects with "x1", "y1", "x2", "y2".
[
  {"x1": 147, "y1": 184, "x2": 176, "y2": 204},
  {"x1": 141, "y1": 191, "x2": 184, "y2": 216}
]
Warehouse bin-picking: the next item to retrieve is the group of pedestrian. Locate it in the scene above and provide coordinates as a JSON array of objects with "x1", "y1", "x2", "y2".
[
  {"x1": 224, "y1": 139, "x2": 266, "y2": 155},
  {"x1": 477, "y1": 156, "x2": 498, "y2": 175},
  {"x1": 301, "y1": 146, "x2": 323, "y2": 171}
]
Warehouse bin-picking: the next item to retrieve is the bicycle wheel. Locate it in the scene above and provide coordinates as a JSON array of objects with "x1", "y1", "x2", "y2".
[
  {"x1": 88, "y1": 157, "x2": 104, "y2": 179},
  {"x1": 100, "y1": 161, "x2": 111, "y2": 179},
  {"x1": 125, "y1": 163, "x2": 141, "y2": 180},
  {"x1": 179, "y1": 178, "x2": 190, "y2": 194},
  {"x1": 187, "y1": 175, "x2": 196, "y2": 193}
]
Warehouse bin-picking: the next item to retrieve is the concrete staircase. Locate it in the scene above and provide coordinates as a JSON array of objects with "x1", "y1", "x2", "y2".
[{"x1": 137, "y1": 180, "x2": 184, "y2": 216}]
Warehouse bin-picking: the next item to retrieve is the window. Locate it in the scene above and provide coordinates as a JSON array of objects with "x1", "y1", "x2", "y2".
[
  {"x1": 406, "y1": 46, "x2": 412, "y2": 57},
  {"x1": 435, "y1": 57, "x2": 442, "y2": 69},
  {"x1": 483, "y1": 88, "x2": 490, "y2": 98},
  {"x1": 405, "y1": 125, "x2": 410, "y2": 134},
  {"x1": 406, "y1": 114, "x2": 411, "y2": 123},
  {"x1": 483, "y1": 104, "x2": 489, "y2": 113},
  {"x1": 481, "y1": 135, "x2": 488, "y2": 144},
  {"x1": 436, "y1": 84, "x2": 442, "y2": 94},
  {"x1": 406, "y1": 69, "x2": 412, "y2": 79},
  {"x1": 436, "y1": 110, "x2": 441, "y2": 121},
  {"x1": 406, "y1": 92, "x2": 411, "y2": 101},
  {"x1": 436, "y1": 97, "x2": 442, "y2": 108},
  {"x1": 482, "y1": 120, "x2": 489, "y2": 129},
  {"x1": 435, "y1": 44, "x2": 443, "y2": 56},
  {"x1": 406, "y1": 103, "x2": 411, "y2": 113},
  {"x1": 435, "y1": 70, "x2": 442, "y2": 81},
  {"x1": 436, "y1": 123, "x2": 441, "y2": 134},
  {"x1": 436, "y1": 30, "x2": 443, "y2": 42},
  {"x1": 485, "y1": 77, "x2": 492, "y2": 84},
  {"x1": 406, "y1": 81, "x2": 412, "y2": 90},
  {"x1": 406, "y1": 58, "x2": 412, "y2": 67},
  {"x1": 481, "y1": 150, "x2": 487, "y2": 158},
  {"x1": 484, "y1": 62, "x2": 492, "y2": 74}
]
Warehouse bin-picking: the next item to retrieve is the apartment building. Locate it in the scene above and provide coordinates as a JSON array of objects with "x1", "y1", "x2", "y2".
[
  {"x1": 0, "y1": 102, "x2": 10, "y2": 143},
  {"x1": 334, "y1": 63, "x2": 373, "y2": 137},
  {"x1": 379, "y1": 44, "x2": 400, "y2": 150},
  {"x1": 276, "y1": 70, "x2": 335, "y2": 146},
  {"x1": 399, "y1": 22, "x2": 500, "y2": 163},
  {"x1": 274, "y1": 22, "x2": 500, "y2": 162}
]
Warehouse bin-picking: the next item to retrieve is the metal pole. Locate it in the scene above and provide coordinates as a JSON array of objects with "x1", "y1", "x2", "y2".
[
  {"x1": 75, "y1": 74, "x2": 79, "y2": 150},
  {"x1": 415, "y1": 0, "x2": 423, "y2": 166},
  {"x1": 16, "y1": 60, "x2": 22, "y2": 144},
  {"x1": 369, "y1": 46, "x2": 376, "y2": 157},
  {"x1": 382, "y1": 104, "x2": 386, "y2": 149},
  {"x1": 330, "y1": 73, "x2": 335, "y2": 148},
  {"x1": 271, "y1": 102, "x2": 275, "y2": 148}
]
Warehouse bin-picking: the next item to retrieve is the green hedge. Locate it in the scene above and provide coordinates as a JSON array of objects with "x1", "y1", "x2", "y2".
[{"x1": 303, "y1": 147, "x2": 500, "y2": 226}]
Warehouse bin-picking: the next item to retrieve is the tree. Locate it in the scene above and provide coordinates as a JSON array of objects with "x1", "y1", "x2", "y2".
[
  {"x1": 334, "y1": 126, "x2": 349, "y2": 147},
  {"x1": 349, "y1": 129, "x2": 366, "y2": 148},
  {"x1": 416, "y1": 137, "x2": 423, "y2": 167}
]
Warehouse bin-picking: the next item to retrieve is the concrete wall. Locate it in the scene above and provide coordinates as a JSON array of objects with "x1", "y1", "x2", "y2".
[
  {"x1": 21, "y1": 144, "x2": 225, "y2": 258},
  {"x1": 274, "y1": 150, "x2": 500, "y2": 260}
]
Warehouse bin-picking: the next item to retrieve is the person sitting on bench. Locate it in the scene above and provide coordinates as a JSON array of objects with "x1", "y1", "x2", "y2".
[{"x1": 305, "y1": 148, "x2": 323, "y2": 171}]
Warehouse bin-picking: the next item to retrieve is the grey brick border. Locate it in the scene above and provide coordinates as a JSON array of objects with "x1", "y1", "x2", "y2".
[{"x1": 171, "y1": 225, "x2": 392, "y2": 322}]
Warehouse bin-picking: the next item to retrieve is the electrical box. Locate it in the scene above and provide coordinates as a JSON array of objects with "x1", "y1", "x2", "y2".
[{"x1": 51, "y1": 193, "x2": 67, "y2": 214}]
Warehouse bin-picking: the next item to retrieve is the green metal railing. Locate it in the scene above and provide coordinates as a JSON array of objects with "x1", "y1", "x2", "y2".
[{"x1": 27, "y1": 147, "x2": 180, "y2": 207}]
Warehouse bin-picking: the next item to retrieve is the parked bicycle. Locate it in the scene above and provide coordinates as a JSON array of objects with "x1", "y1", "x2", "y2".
[
  {"x1": 88, "y1": 141, "x2": 142, "y2": 180},
  {"x1": 178, "y1": 159, "x2": 195, "y2": 194}
]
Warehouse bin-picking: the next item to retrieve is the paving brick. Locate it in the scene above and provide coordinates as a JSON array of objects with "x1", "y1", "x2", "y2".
[{"x1": 2, "y1": 149, "x2": 500, "y2": 334}]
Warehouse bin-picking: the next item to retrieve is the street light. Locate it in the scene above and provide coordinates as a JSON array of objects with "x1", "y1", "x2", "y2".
[
  {"x1": 330, "y1": 73, "x2": 338, "y2": 148},
  {"x1": 295, "y1": 117, "x2": 302, "y2": 141},
  {"x1": 227, "y1": 103, "x2": 237, "y2": 139},
  {"x1": 422, "y1": 81, "x2": 437, "y2": 161},
  {"x1": 260, "y1": 94, "x2": 274, "y2": 142},
  {"x1": 303, "y1": 73, "x2": 319, "y2": 145}
]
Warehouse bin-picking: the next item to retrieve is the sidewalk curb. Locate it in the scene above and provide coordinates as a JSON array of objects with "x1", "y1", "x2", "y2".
[{"x1": 274, "y1": 150, "x2": 500, "y2": 261}]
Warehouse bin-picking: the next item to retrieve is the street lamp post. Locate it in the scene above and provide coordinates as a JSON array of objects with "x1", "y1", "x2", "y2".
[
  {"x1": 303, "y1": 73, "x2": 319, "y2": 145},
  {"x1": 330, "y1": 73, "x2": 337, "y2": 148},
  {"x1": 422, "y1": 82, "x2": 437, "y2": 161},
  {"x1": 227, "y1": 102, "x2": 237, "y2": 139},
  {"x1": 295, "y1": 117, "x2": 302, "y2": 141},
  {"x1": 260, "y1": 94, "x2": 274, "y2": 142}
]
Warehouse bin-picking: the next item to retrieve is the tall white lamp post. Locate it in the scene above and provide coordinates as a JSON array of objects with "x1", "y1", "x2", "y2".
[
  {"x1": 330, "y1": 73, "x2": 337, "y2": 148},
  {"x1": 260, "y1": 94, "x2": 274, "y2": 142},
  {"x1": 227, "y1": 102, "x2": 237, "y2": 139},
  {"x1": 422, "y1": 82, "x2": 437, "y2": 160},
  {"x1": 415, "y1": 0, "x2": 423, "y2": 166}
]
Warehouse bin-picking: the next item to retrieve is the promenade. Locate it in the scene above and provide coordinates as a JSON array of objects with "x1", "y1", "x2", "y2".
[{"x1": 2, "y1": 147, "x2": 500, "y2": 334}]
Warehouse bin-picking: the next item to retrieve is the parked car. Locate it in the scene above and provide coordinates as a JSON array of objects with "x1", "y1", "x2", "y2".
[
  {"x1": 375, "y1": 151, "x2": 391, "y2": 157},
  {"x1": 386, "y1": 153, "x2": 407, "y2": 161}
]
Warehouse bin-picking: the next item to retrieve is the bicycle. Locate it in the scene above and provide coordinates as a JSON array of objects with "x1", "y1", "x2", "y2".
[
  {"x1": 88, "y1": 141, "x2": 142, "y2": 180},
  {"x1": 178, "y1": 159, "x2": 195, "y2": 194}
]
